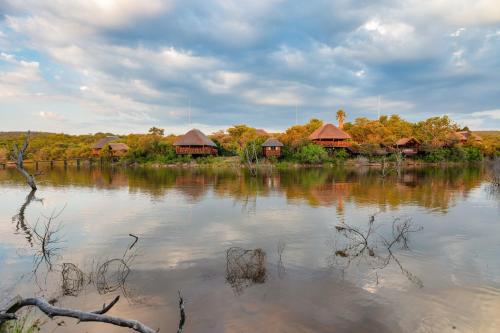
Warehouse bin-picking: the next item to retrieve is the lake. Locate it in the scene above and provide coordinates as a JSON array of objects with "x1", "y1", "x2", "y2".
[{"x1": 0, "y1": 165, "x2": 499, "y2": 333}]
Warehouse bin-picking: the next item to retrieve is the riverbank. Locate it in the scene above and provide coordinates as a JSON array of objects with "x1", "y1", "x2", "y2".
[{"x1": 121, "y1": 155, "x2": 489, "y2": 170}]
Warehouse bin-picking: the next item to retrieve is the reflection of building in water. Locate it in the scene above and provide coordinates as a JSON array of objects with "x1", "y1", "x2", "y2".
[
  {"x1": 175, "y1": 175, "x2": 211, "y2": 201},
  {"x1": 262, "y1": 173, "x2": 281, "y2": 189},
  {"x1": 308, "y1": 181, "x2": 350, "y2": 212}
]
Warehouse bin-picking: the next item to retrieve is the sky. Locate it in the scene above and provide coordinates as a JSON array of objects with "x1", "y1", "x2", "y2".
[{"x1": 0, "y1": 0, "x2": 499, "y2": 135}]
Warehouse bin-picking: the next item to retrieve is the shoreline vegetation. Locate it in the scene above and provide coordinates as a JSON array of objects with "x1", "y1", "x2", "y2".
[{"x1": 1, "y1": 115, "x2": 499, "y2": 169}]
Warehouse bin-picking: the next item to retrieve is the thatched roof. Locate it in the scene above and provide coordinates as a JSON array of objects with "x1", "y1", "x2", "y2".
[
  {"x1": 92, "y1": 136, "x2": 119, "y2": 149},
  {"x1": 262, "y1": 138, "x2": 284, "y2": 147},
  {"x1": 109, "y1": 143, "x2": 129, "y2": 151},
  {"x1": 395, "y1": 137, "x2": 420, "y2": 146},
  {"x1": 174, "y1": 129, "x2": 216, "y2": 147},
  {"x1": 309, "y1": 124, "x2": 351, "y2": 140},
  {"x1": 255, "y1": 129, "x2": 268, "y2": 136},
  {"x1": 453, "y1": 131, "x2": 482, "y2": 141}
]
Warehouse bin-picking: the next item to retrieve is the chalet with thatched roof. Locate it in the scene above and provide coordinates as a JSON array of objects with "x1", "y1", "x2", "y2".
[
  {"x1": 108, "y1": 143, "x2": 130, "y2": 157},
  {"x1": 394, "y1": 137, "x2": 420, "y2": 155},
  {"x1": 174, "y1": 129, "x2": 217, "y2": 156},
  {"x1": 309, "y1": 124, "x2": 352, "y2": 148},
  {"x1": 261, "y1": 138, "x2": 284, "y2": 158},
  {"x1": 91, "y1": 136, "x2": 119, "y2": 156},
  {"x1": 452, "y1": 131, "x2": 482, "y2": 144}
]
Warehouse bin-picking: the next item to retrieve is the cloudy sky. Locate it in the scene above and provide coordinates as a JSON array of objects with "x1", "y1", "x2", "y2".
[{"x1": 0, "y1": 0, "x2": 499, "y2": 134}]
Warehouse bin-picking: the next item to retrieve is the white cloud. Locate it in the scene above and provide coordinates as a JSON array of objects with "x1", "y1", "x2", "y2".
[
  {"x1": 0, "y1": 53, "x2": 41, "y2": 97},
  {"x1": 361, "y1": 19, "x2": 415, "y2": 41},
  {"x1": 271, "y1": 46, "x2": 307, "y2": 69},
  {"x1": 451, "y1": 49, "x2": 467, "y2": 68},
  {"x1": 470, "y1": 109, "x2": 500, "y2": 119},
  {"x1": 201, "y1": 71, "x2": 250, "y2": 94},
  {"x1": 450, "y1": 27, "x2": 466, "y2": 37},
  {"x1": 38, "y1": 111, "x2": 65, "y2": 121},
  {"x1": 5, "y1": 0, "x2": 169, "y2": 29}
]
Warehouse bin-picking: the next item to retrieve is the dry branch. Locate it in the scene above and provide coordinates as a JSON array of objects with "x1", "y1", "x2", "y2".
[
  {"x1": 12, "y1": 131, "x2": 37, "y2": 191},
  {"x1": 1, "y1": 296, "x2": 157, "y2": 333}
]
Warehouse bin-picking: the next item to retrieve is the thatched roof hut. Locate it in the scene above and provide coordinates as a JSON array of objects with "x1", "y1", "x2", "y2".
[
  {"x1": 174, "y1": 129, "x2": 217, "y2": 155},
  {"x1": 261, "y1": 138, "x2": 284, "y2": 158},
  {"x1": 262, "y1": 138, "x2": 284, "y2": 147},
  {"x1": 309, "y1": 124, "x2": 352, "y2": 148},
  {"x1": 395, "y1": 137, "x2": 420, "y2": 147},
  {"x1": 92, "y1": 136, "x2": 119, "y2": 149}
]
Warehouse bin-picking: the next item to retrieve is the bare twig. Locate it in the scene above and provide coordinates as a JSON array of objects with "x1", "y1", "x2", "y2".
[
  {"x1": 333, "y1": 215, "x2": 423, "y2": 287},
  {"x1": 128, "y1": 234, "x2": 139, "y2": 250}
]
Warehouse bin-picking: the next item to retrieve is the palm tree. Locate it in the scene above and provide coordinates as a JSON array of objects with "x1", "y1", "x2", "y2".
[{"x1": 336, "y1": 109, "x2": 346, "y2": 129}]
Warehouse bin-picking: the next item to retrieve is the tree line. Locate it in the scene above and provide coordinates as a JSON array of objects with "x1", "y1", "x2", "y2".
[{"x1": 0, "y1": 114, "x2": 498, "y2": 165}]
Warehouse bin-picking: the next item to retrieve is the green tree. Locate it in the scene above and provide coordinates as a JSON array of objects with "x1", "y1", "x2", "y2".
[{"x1": 148, "y1": 127, "x2": 165, "y2": 136}]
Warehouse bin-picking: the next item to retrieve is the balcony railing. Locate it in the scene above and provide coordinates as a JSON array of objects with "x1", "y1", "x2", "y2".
[
  {"x1": 313, "y1": 140, "x2": 352, "y2": 148},
  {"x1": 175, "y1": 146, "x2": 217, "y2": 155}
]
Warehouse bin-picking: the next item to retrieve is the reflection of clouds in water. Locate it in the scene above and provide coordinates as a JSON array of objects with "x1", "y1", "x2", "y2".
[{"x1": 0, "y1": 166, "x2": 499, "y2": 332}]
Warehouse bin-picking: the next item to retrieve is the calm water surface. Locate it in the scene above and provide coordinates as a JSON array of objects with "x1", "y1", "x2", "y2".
[{"x1": 0, "y1": 165, "x2": 499, "y2": 333}]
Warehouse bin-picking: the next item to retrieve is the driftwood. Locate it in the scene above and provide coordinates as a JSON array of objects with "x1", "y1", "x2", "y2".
[
  {"x1": 0, "y1": 296, "x2": 156, "y2": 333},
  {"x1": 12, "y1": 131, "x2": 37, "y2": 190},
  {"x1": 1, "y1": 292, "x2": 186, "y2": 333}
]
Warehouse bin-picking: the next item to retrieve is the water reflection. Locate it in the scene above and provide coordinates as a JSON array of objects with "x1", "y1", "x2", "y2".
[
  {"x1": 11, "y1": 190, "x2": 43, "y2": 247},
  {"x1": 0, "y1": 165, "x2": 487, "y2": 212},
  {"x1": 0, "y1": 165, "x2": 498, "y2": 333}
]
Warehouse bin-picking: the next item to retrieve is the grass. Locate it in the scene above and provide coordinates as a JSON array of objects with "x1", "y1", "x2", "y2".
[{"x1": 0, "y1": 313, "x2": 43, "y2": 333}]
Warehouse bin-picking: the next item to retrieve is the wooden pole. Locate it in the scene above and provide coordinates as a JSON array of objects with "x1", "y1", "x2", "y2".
[
  {"x1": 35, "y1": 161, "x2": 39, "y2": 170},
  {"x1": 50, "y1": 160, "x2": 54, "y2": 168},
  {"x1": 76, "y1": 159, "x2": 80, "y2": 168}
]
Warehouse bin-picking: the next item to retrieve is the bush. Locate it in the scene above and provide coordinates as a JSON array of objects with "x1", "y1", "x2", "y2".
[
  {"x1": 445, "y1": 147, "x2": 466, "y2": 162},
  {"x1": 294, "y1": 144, "x2": 328, "y2": 164},
  {"x1": 424, "y1": 148, "x2": 447, "y2": 162},
  {"x1": 333, "y1": 148, "x2": 349, "y2": 161},
  {"x1": 464, "y1": 147, "x2": 482, "y2": 161}
]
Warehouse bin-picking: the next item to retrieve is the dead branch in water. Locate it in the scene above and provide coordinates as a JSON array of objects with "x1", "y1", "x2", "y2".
[
  {"x1": 0, "y1": 296, "x2": 157, "y2": 333},
  {"x1": 333, "y1": 214, "x2": 424, "y2": 287},
  {"x1": 12, "y1": 131, "x2": 37, "y2": 191},
  {"x1": 1, "y1": 292, "x2": 186, "y2": 333},
  {"x1": 226, "y1": 247, "x2": 266, "y2": 293},
  {"x1": 177, "y1": 291, "x2": 185, "y2": 333}
]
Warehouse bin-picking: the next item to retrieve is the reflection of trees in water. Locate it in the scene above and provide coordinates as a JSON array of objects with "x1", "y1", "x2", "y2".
[
  {"x1": 331, "y1": 215, "x2": 424, "y2": 287},
  {"x1": 11, "y1": 190, "x2": 43, "y2": 247},
  {"x1": 31, "y1": 208, "x2": 65, "y2": 275},
  {"x1": 225, "y1": 247, "x2": 266, "y2": 294},
  {"x1": 487, "y1": 158, "x2": 500, "y2": 199},
  {"x1": 1, "y1": 165, "x2": 487, "y2": 211}
]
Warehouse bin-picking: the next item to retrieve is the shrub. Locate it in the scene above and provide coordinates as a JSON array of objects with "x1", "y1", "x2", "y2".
[
  {"x1": 424, "y1": 148, "x2": 447, "y2": 162},
  {"x1": 445, "y1": 147, "x2": 466, "y2": 162},
  {"x1": 464, "y1": 147, "x2": 482, "y2": 161},
  {"x1": 294, "y1": 144, "x2": 328, "y2": 164},
  {"x1": 333, "y1": 148, "x2": 349, "y2": 161}
]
